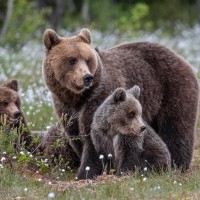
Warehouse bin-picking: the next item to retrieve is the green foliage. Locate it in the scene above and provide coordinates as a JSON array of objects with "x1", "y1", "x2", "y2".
[
  {"x1": 119, "y1": 3, "x2": 152, "y2": 34},
  {"x1": 0, "y1": 125, "x2": 18, "y2": 155},
  {"x1": 1, "y1": 0, "x2": 50, "y2": 48},
  {"x1": 89, "y1": 0, "x2": 120, "y2": 31}
]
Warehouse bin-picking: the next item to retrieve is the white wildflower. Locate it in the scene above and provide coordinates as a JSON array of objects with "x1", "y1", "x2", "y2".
[
  {"x1": 108, "y1": 154, "x2": 113, "y2": 158},
  {"x1": 48, "y1": 181, "x2": 52, "y2": 185},
  {"x1": 38, "y1": 178, "x2": 42, "y2": 182},
  {"x1": 61, "y1": 169, "x2": 65, "y2": 172},
  {"x1": 24, "y1": 188, "x2": 28, "y2": 192},
  {"x1": 20, "y1": 151, "x2": 24, "y2": 155},
  {"x1": 48, "y1": 192, "x2": 55, "y2": 199},
  {"x1": 12, "y1": 156, "x2": 17, "y2": 159},
  {"x1": 143, "y1": 167, "x2": 148, "y2": 172},
  {"x1": 85, "y1": 166, "x2": 90, "y2": 171},
  {"x1": 130, "y1": 187, "x2": 134, "y2": 191},
  {"x1": 2, "y1": 151, "x2": 6, "y2": 155},
  {"x1": 99, "y1": 155, "x2": 104, "y2": 159},
  {"x1": 1, "y1": 157, "x2": 6, "y2": 162},
  {"x1": 143, "y1": 177, "x2": 147, "y2": 182}
]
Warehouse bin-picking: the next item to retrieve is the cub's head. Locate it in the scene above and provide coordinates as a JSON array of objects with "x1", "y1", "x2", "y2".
[
  {"x1": 0, "y1": 80, "x2": 22, "y2": 126},
  {"x1": 42, "y1": 28, "x2": 98, "y2": 94},
  {"x1": 94, "y1": 86, "x2": 146, "y2": 136}
]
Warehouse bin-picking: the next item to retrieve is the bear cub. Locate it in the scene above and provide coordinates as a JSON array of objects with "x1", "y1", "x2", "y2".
[
  {"x1": 0, "y1": 79, "x2": 31, "y2": 149},
  {"x1": 91, "y1": 86, "x2": 171, "y2": 175}
]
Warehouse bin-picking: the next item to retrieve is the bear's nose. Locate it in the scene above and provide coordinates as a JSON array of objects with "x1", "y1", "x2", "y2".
[
  {"x1": 83, "y1": 74, "x2": 93, "y2": 87},
  {"x1": 140, "y1": 126, "x2": 146, "y2": 133},
  {"x1": 14, "y1": 111, "x2": 21, "y2": 119}
]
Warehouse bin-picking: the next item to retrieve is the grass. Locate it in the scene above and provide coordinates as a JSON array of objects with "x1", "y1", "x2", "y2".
[{"x1": 1, "y1": 123, "x2": 200, "y2": 200}]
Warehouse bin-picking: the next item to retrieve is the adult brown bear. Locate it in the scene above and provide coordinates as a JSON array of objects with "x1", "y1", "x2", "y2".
[{"x1": 42, "y1": 28, "x2": 199, "y2": 179}]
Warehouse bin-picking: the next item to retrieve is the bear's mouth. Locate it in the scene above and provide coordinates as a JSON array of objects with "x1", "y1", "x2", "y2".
[
  {"x1": 6, "y1": 117, "x2": 19, "y2": 125},
  {"x1": 130, "y1": 128, "x2": 144, "y2": 136},
  {"x1": 71, "y1": 82, "x2": 92, "y2": 93}
]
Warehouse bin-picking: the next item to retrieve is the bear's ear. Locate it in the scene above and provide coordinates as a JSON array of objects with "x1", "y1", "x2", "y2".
[
  {"x1": 128, "y1": 85, "x2": 140, "y2": 99},
  {"x1": 113, "y1": 88, "x2": 126, "y2": 103},
  {"x1": 78, "y1": 28, "x2": 91, "y2": 44},
  {"x1": 43, "y1": 29, "x2": 61, "y2": 50},
  {"x1": 4, "y1": 79, "x2": 18, "y2": 92}
]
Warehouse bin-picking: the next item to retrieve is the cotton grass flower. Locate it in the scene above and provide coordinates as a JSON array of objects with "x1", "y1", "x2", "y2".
[
  {"x1": 1, "y1": 157, "x2": 6, "y2": 162},
  {"x1": 48, "y1": 192, "x2": 55, "y2": 199},
  {"x1": 143, "y1": 167, "x2": 148, "y2": 172},
  {"x1": 85, "y1": 166, "x2": 90, "y2": 179},
  {"x1": 99, "y1": 155, "x2": 105, "y2": 171},
  {"x1": 143, "y1": 177, "x2": 147, "y2": 182},
  {"x1": 108, "y1": 154, "x2": 112, "y2": 158}
]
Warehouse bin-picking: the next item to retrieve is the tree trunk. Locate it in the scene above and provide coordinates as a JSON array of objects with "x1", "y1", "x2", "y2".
[
  {"x1": 51, "y1": 0, "x2": 65, "y2": 31},
  {"x1": 82, "y1": 0, "x2": 89, "y2": 26},
  {"x1": 197, "y1": 0, "x2": 200, "y2": 23},
  {"x1": 0, "y1": 0, "x2": 13, "y2": 41}
]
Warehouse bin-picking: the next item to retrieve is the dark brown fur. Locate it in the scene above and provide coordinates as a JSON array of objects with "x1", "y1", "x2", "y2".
[
  {"x1": 40, "y1": 125, "x2": 80, "y2": 169},
  {"x1": 42, "y1": 28, "x2": 199, "y2": 179},
  {"x1": 0, "y1": 80, "x2": 31, "y2": 149}
]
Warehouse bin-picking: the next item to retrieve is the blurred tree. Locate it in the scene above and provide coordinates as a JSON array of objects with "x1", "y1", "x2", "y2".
[
  {"x1": 0, "y1": 0, "x2": 13, "y2": 40},
  {"x1": 0, "y1": 0, "x2": 50, "y2": 48},
  {"x1": 198, "y1": 0, "x2": 200, "y2": 22},
  {"x1": 82, "y1": 0, "x2": 89, "y2": 25}
]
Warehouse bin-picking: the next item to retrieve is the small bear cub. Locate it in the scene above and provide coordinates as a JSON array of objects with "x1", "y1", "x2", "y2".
[{"x1": 91, "y1": 86, "x2": 171, "y2": 175}]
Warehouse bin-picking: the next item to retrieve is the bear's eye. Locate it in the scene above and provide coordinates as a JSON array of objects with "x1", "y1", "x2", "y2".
[
  {"x1": 86, "y1": 59, "x2": 90, "y2": 65},
  {"x1": 1, "y1": 100, "x2": 8, "y2": 107},
  {"x1": 129, "y1": 111, "x2": 135, "y2": 118},
  {"x1": 68, "y1": 57, "x2": 77, "y2": 66}
]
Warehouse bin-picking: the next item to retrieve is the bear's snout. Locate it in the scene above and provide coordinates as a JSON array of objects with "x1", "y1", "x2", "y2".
[
  {"x1": 14, "y1": 111, "x2": 21, "y2": 119},
  {"x1": 83, "y1": 74, "x2": 93, "y2": 87}
]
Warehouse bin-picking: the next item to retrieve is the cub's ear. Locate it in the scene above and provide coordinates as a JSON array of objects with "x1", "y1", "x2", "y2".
[
  {"x1": 43, "y1": 29, "x2": 61, "y2": 50},
  {"x1": 128, "y1": 85, "x2": 140, "y2": 99},
  {"x1": 78, "y1": 28, "x2": 91, "y2": 44},
  {"x1": 4, "y1": 79, "x2": 18, "y2": 92},
  {"x1": 113, "y1": 88, "x2": 126, "y2": 103}
]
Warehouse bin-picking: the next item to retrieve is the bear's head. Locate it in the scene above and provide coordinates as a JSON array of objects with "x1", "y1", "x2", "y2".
[
  {"x1": 42, "y1": 28, "x2": 98, "y2": 94},
  {"x1": 94, "y1": 85, "x2": 146, "y2": 136},
  {"x1": 0, "y1": 80, "x2": 22, "y2": 126}
]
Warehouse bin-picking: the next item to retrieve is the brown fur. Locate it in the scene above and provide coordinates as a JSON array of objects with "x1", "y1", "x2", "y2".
[
  {"x1": 40, "y1": 125, "x2": 80, "y2": 169},
  {"x1": 42, "y1": 28, "x2": 199, "y2": 179},
  {"x1": 0, "y1": 80, "x2": 31, "y2": 149},
  {"x1": 91, "y1": 86, "x2": 171, "y2": 174}
]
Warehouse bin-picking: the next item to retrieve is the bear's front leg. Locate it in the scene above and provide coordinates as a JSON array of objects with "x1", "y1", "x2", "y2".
[
  {"x1": 116, "y1": 135, "x2": 143, "y2": 175},
  {"x1": 77, "y1": 104, "x2": 103, "y2": 179},
  {"x1": 77, "y1": 136, "x2": 102, "y2": 179},
  {"x1": 52, "y1": 94, "x2": 82, "y2": 158}
]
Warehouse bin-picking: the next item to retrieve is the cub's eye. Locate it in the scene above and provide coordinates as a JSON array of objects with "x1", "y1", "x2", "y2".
[
  {"x1": 1, "y1": 100, "x2": 8, "y2": 107},
  {"x1": 129, "y1": 111, "x2": 135, "y2": 118},
  {"x1": 68, "y1": 57, "x2": 77, "y2": 65}
]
